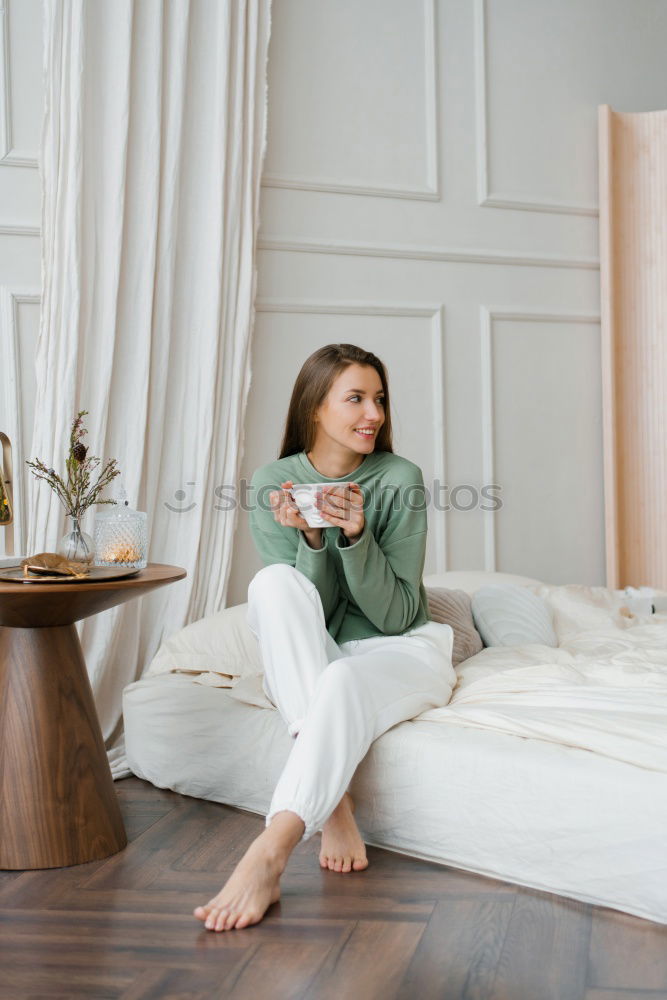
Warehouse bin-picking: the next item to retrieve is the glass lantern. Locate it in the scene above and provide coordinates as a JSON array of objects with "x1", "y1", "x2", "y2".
[{"x1": 94, "y1": 483, "x2": 148, "y2": 570}]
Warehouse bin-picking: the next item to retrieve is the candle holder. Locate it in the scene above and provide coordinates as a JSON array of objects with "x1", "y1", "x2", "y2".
[{"x1": 94, "y1": 484, "x2": 147, "y2": 569}]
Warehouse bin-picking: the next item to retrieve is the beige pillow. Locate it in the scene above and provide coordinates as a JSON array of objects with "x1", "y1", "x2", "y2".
[
  {"x1": 145, "y1": 602, "x2": 263, "y2": 679},
  {"x1": 426, "y1": 587, "x2": 484, "y2": 666}
]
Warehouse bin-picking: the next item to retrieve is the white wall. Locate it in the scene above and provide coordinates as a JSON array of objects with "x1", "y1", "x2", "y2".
[
  {"x1": 0, "y1": 0, "x2": 42, "y2": 559},
  {"x1": 2, "y1": 1, "x2": 667, "y2": 594},
  {"x1": 227, "y1": 0, "x2": 667, "y2": 603}
]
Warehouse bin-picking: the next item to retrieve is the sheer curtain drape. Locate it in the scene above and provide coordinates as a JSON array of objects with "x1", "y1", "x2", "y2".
[{"x1": 32, "y1": 0, "x2": 271, "y2": 776}]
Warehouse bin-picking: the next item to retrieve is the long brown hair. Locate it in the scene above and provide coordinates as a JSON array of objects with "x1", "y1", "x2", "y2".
[{"x1": 278, "y1": 344, "x2": 394, "y2": 459}]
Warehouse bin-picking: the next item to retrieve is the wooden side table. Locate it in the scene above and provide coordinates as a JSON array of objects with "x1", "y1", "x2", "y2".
[{"x1": 0, "y1": 562, "x2": 186, "y2": 869}]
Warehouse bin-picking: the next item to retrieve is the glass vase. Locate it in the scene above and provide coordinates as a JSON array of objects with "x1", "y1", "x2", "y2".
[{"x1": 57, "y1": 515, "x2": 95, "y2": 565}]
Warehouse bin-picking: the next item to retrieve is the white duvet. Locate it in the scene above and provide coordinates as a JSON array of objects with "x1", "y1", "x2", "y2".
[{"x1": 418, "y1": 583, "x2": 667, "y2": 774}]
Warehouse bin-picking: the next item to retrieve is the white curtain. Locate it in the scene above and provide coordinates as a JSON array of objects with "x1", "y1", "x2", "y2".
[{"x1": 32, "y1": 0, "x2": 271, "y2": 776}]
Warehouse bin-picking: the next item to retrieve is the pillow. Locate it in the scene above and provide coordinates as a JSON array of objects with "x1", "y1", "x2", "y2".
[
  {"x1": 525, "y1": 583, "x2": 633, "y2": 640},
  {"x1": 471, "y1": 584, "x2": 558, "y2": 647},
  {"x1": 426, "y1": 587, "x2": 484, "y2": 666},
  {"x1": 145, "y1": 602, "x2": 263, "y2": 679},
  {"x1": 423, "y1": 569, "x2": 544, "y2": 596}
]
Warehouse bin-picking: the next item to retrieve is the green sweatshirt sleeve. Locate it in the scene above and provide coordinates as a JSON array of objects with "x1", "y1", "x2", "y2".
[
  {"x1": 335, "y1": 466, "x2": 428, "y2": 634},
  {"x1": 249, "y1": 473, "x2": 342, "y2": 625}
]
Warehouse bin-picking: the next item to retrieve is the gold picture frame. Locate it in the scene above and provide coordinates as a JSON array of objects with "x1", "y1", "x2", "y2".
[{"x1": 0, "y1": 432, "x2": 13, "y2": 525}]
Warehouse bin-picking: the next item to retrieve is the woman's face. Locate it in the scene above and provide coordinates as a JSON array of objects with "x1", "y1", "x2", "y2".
[{"x1": 311, "y1": 363, "x2": 386, "y2": 457}]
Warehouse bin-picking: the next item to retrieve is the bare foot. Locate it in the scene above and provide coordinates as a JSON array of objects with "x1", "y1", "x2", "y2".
[
  {"x1": 319, "y1": 792, "x2": 369, "y2": 873},
  {"x1": 193, "y1": 833, "x2": 284, "y2": 932}
]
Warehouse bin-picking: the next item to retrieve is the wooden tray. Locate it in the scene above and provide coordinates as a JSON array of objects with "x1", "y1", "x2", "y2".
[{"x1": 0, "y1": 565, "x2": 142, "y2": 584}]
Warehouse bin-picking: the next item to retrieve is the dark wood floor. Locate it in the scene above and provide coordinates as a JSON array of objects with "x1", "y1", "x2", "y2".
[{"x1": 1, "y1": 777, "x2": 666, "y2": 999}]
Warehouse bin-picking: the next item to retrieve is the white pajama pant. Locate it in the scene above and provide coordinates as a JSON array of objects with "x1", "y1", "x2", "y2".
[{"x1": 246, "y1": 563, "x2": 457, "y2": 842}]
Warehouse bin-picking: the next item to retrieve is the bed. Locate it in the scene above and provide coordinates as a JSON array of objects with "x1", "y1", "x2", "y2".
[{"x1": 122, "y1": 570, "x2": 667, "y2": 926}]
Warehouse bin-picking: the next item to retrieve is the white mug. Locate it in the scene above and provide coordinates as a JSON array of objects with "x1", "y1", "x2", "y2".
[{"x1": 289, "y1": 482, "x2": 352, "y2": 529}]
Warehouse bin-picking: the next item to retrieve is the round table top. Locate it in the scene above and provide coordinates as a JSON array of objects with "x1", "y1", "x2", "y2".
[{"x1": 0, "y1": 562, "x2": 187, "y2": 628}]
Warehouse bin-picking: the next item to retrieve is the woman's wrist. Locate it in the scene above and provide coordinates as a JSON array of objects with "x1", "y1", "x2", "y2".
[{"x1": 302, "y1": 527, "x2": 324, "y2": 549}]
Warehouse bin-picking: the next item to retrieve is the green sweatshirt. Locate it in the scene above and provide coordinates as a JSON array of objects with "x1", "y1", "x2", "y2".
[{"x1": 248, "y1": 449, "x2": 430, "y2": 643}]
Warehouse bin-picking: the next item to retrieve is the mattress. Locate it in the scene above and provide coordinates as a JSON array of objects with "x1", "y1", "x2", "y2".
[
  {"x1": 123, "y1": 670, "x2": 667, "y2": 927},
  {"x1": 122, "y1": 570, "x2": 667, "y2": 926}
]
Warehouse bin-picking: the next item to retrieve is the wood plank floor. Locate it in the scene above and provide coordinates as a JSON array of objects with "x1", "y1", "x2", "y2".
[{"x1": 1, "y1": 777, "x2": 666, "y2": 1000}]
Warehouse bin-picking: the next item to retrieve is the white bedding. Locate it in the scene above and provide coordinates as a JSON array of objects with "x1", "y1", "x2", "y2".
[
  {"x1": 418, "y1": 614, "x2": 667, "y2": 774},
  {"x1": 123, "y1": 571, "x2": 667, "y2": 926},
  {"x1": 124, "y1": 668, "x2": 667, "y2": 927},
  {"x1": 144, "y1": 578, "x2": 667, "y2": 776}
]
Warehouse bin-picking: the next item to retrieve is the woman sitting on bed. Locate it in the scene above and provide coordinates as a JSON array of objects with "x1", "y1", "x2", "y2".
[{"x1": 194, "y1": 342, "x2": 456, "y2": 932}]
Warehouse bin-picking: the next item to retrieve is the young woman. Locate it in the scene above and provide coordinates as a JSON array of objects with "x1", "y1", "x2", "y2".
[{"x1": 194, "y1": 343, "x2": 456, "y2": 932}]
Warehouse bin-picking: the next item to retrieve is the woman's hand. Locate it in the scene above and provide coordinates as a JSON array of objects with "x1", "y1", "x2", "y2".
[
  {"x1": 269, "y1": 480, "x2": 310, "y2": 530},
  {"x1": 316, "y1": 482, "x2": 365, "y2": 542},
  {"x1": 269, "y1": 481, "x2": 323, "y2": 548}
]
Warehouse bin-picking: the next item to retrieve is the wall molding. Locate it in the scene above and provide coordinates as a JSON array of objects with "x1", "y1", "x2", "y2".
[
  {"x1": 0, "y1": 1, "x2": 39, "y2": 168},
  {"x1": 0, "y1": 285, "x2": 40, "y2": 557},
  {"x1": 257, "y1": 235, "x2": 599, "y2": 270},
  {"x1": 0, "y1": 230, "x2": 602, "y2": 269},
  {"x1": 255, "y1": 298, "x2": 442, "y2": 317},
  {"x1": 0, "y1": 222, "x2": 40, "y2": 237},
  {"x1": 255, "y1": 297, "x2": 448, "y2": 572},
  {"x1": 261, "y1": 0, "x2": 440, "y2": 202},
  {"x1": 479, "y1": 306, "x2": 601, "y2": 572},
  {"x1": 474, "y1": 0, "x2": 598, "y2": 218},
  {"x1": 260, "y1": 177, "x2": 440, "y2": 203}
]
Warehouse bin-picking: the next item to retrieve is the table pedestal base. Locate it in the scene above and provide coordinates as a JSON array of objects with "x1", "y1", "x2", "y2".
[{"x1": 0, "y1": 624, "x2": 127, "y2": 869}]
